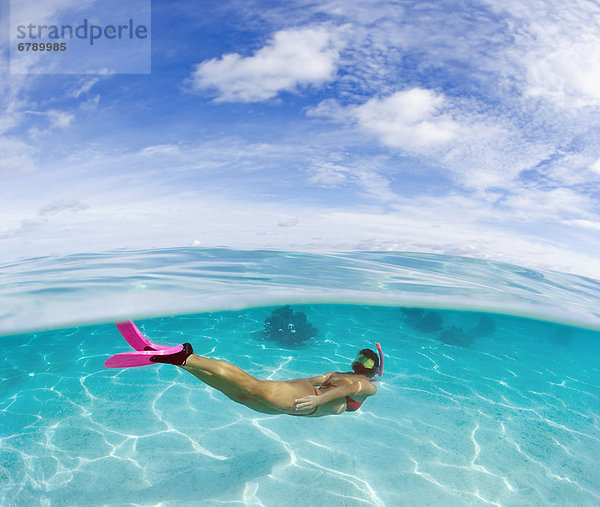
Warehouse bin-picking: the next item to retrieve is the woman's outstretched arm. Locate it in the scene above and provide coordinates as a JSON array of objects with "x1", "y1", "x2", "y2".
[{"x1": 294, "y1": 379, "x2": 376, "y2": 411}]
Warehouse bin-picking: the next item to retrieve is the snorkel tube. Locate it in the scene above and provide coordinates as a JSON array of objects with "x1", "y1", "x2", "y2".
[{"x1": 371, "y1": 342, "x2": 384, "y2": 382}]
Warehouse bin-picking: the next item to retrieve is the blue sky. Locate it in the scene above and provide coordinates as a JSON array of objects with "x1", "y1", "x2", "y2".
[{"x1": 1, "y1": 0, "x2": 600, "y2": 277}]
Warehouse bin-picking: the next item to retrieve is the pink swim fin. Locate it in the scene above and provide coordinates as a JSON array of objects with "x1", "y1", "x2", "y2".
[
  {"x1": 104, "y1": 345, "x2": 184, "y2": 368},
  {"x1": 104, "y1": 320, "x2": 182, "y2": 368},
  {"x1": 115, "y1": 320, "x2": 171, "y2": 351}
]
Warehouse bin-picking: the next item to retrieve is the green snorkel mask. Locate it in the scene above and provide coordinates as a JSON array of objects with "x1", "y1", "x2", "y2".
[
  {"x1": 352, "y1": 343, "x2": 384, "y2": 382},
  {"x1": 354, "y1": 352, "x2": 376, "y2": 371}
]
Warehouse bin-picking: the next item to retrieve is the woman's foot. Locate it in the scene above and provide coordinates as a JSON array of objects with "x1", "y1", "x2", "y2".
[{"x1": 149, "y1": 343, "x2": 194, "y2": 366}]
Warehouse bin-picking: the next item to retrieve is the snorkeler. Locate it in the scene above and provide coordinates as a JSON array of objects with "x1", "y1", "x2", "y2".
[{"x1": 105, "y1": 321, "x2": 382, "y2": 417}]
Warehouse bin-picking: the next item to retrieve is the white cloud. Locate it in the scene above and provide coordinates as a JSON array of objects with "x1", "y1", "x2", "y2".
[
  {"x1": 525, "y1": 41, "x2": 600, "y2": 108},
  {"x1": 28, "y1": 109, "x2": 75, "y2": 138},
  {"x1": 306, "y1": 98, "x2": 346, "y2": 121},
  {"x1": 499, "y1": 187, "x2": 596, "y2": 222},
  {"x1": 311, "y1": 90, "x2": 553, "y2": 190},
  {"x1": 486, "y1": 0, "x2": 600, "y2": 108},
  {"x1": 278, "y1": 217, "x2": 299, "y2": 227},
  {"x1": 353, "y1": 89, "x2": 457, "y2": 149},
  {"x1": 38, "y1": 199, "x2": 90, "y2": 216},
  {"x1": 9, "y1": 0, "x2": 95, "y2": 24},
  {"x1": 71, "y1": 77, "x2": 99, "y2": 98},
  {"x1": 308, "y1": 162, "x2": 349, "y2": 187},
  {"x1": 190, "y1": 25, "x2": 344, "y2": 102},
  {"x1": 79, "y1": 94, "x2": 100, "y2": 111},
  {"x1": 0, "y1": 114, "x2": 18, "y2": 137},
  {"x1": 0, "y1": 218, "x2": 45, "y2": 239},
  {"x1": 441, "y1": 119, "x2": 554, "y2": 189},
  {"x1": 138, "y1": 144, "x2": 181, "y2": 156},
  {"x1": 47, "y1": 110, "x2": 74, "y2": 129},
  {"x1": 308, "y1": 158, "x2": 398, "y2": 201},
  {"x1": 0, "y1": 75, "x2": 31, "y2": 136},
  {"x1": 0, "y1": 136, "x2": 36, "y2": 173},
  {"x1": 564, "y1": 219, "x2": 600, "y2": 231}
]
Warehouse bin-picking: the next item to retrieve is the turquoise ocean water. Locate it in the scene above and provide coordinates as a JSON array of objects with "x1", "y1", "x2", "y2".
[{"x1": 1, "y1": 248, "x2": 599, "y2": 505}]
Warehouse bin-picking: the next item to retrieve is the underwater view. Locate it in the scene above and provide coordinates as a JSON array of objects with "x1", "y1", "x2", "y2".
[{"x1": 1, "y1": 248, "x2": 599, "y2": 505}]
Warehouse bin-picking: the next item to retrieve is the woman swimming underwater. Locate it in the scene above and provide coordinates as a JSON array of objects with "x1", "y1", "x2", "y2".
[{"x1": 105, "y1": 321, "x2": 383, "y2": 417}]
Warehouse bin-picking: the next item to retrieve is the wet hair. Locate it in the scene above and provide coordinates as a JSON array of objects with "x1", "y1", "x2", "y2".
[{"x1": 351, "y1": 348, "x2": 379, "y2": 377}]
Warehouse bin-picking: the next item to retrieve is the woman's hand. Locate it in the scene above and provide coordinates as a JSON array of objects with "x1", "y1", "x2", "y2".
[{"x1": 294, "y1": 395, "x2": 319, "y2": 411}]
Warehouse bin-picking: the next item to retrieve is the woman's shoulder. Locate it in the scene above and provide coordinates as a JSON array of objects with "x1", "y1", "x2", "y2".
[{"x1": 338, "y1": 372, "x2": 377, "y2": 394}]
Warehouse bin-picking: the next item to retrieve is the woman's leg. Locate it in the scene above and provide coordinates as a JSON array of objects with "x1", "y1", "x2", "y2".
[
  {"x1": 180, "y1": 354, "x2": 315, "y2": 415},
  {"x1": 182, "y1": 354, "x2": 260, "y2": 393},
  {"x1": 181, "y1": 354, "x2": 283, "y2": 413},
  {"x1": 150, "y1": 342, "x2": 258, "y2": 395}
]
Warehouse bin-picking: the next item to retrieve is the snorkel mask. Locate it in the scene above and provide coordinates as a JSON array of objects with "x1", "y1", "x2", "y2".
[
  {"x1": 354, "y1": 352, "x2": 375, "y2": 370},
  {"x1": 352, "y1": 343, "x2": 384, "y2": 382}
]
